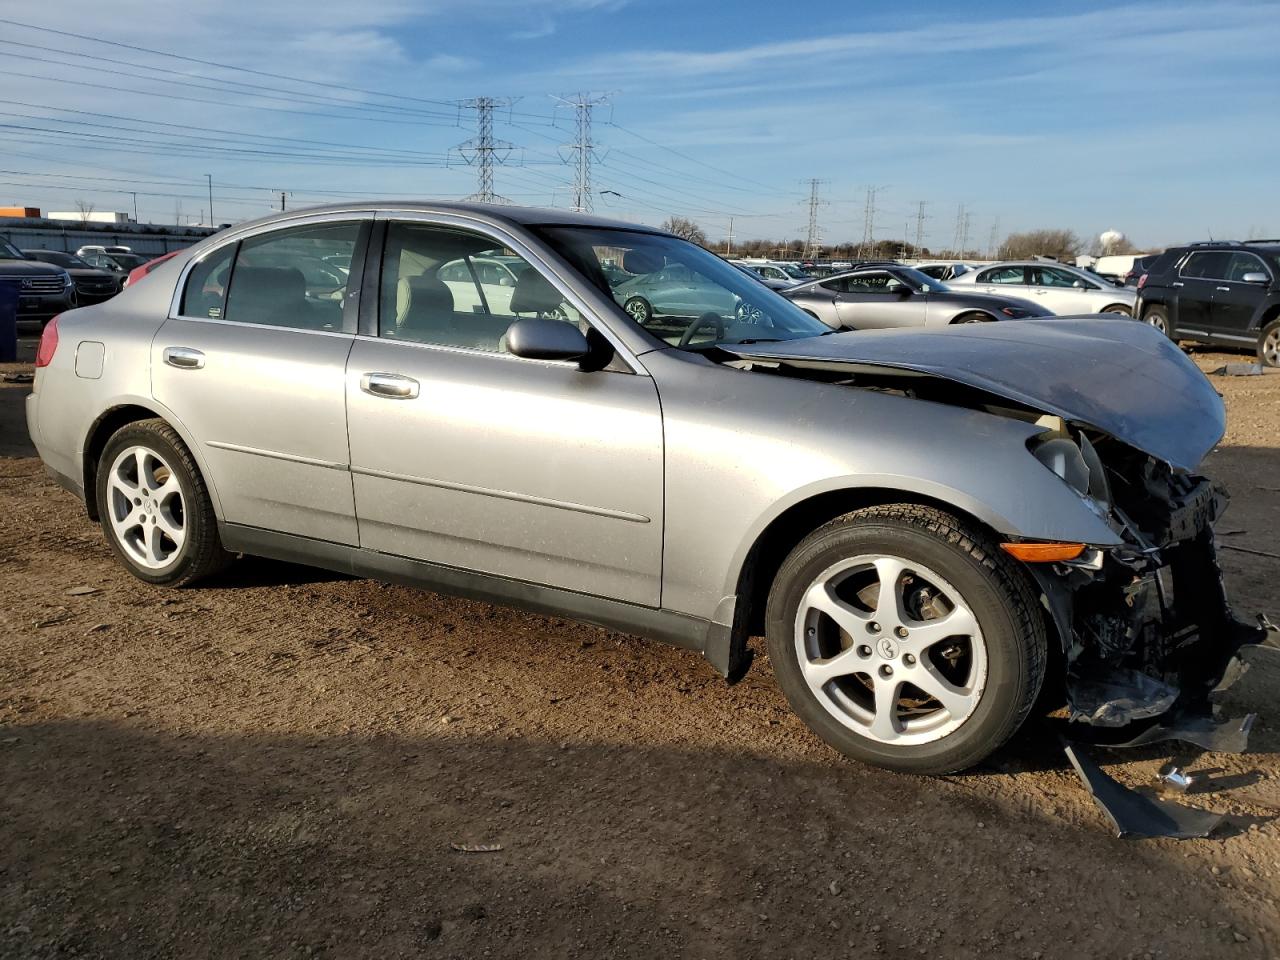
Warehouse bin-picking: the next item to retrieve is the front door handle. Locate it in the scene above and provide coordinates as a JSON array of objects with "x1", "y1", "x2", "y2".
[
  {"x1": 163, "y1": 346, "x2": 205, "y2": 369},
  {"x1": 360, "y1": 372, "x2": 420, "y2": 399},
  {"x1": 1172, "y1": 281, "x2": 1184, "y2": 288},
  {"x1": 1216, "y1": 285, "x2": 1231, "y2": 292}
]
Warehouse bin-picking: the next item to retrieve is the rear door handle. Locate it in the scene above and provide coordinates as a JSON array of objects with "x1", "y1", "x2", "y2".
[
  {"x1": 1216, "y1": 285, "x2": 1231, "y2": 292},
  {"x1": 360, "y1": 372, "x2": 420, "y2": 399},
  {"x1": 163, "y1": 346, "x2": 205, "y2": 369},
  {"x1": 1172, "y1": 281, "x2": 1184, "y2": 288}
]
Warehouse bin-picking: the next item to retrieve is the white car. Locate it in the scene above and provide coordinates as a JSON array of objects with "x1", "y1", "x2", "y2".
[
  {"x1": 947, "y1": 261, "x2": 1137, "y2": 316},
  {"x1": 914, "y1": 262, "x2": 976, "y2": 282}
]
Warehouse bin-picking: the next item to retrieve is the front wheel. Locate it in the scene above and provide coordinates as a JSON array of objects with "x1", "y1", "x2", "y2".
[
  {"x1": 96, "y1": 419, "x2": 231, "y2": 586},
  {"x1": 1260, "y1": 320, "x2": 1280, "y2": 368},
  {"x1": 952, "y1": 312, "x2": 992, "y2": 324},
  {"x1": 1101, "y1": 304, "x2": 1132, "y2": 317},
  {"x1": 765, "y1": 504, "x2": 1047, "y2": 774}
]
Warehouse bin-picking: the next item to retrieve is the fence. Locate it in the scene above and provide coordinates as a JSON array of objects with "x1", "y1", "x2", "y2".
[{"x1": 0, "y1": 218, "x2": 218, "y2": 258}]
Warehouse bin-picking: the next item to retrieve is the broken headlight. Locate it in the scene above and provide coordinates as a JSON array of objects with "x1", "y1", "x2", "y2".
[{"x1": 1030, "y1": 419, "x2": 1112, "y2": 512}]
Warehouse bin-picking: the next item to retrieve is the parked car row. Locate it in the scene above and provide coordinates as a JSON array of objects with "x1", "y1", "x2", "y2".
[{"x1": 0, "y1": 240, "x2": 184, "y2": 324}]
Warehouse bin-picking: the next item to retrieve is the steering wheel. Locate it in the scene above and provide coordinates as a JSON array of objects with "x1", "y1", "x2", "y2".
[{"x1": 678, "y1": 311, "x2": 726, "y2": 347}]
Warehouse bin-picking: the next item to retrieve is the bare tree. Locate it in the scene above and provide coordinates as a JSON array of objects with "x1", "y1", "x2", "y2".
[
  {"x1": 998, "y1": 229, "x2": 1083, "y2": 261},
  {"x1": 75, "y1": 199, "x2": 95, "y2": 225},
  {"x1": 661, "y1": 216, "x2": 708, "y2": 247}
]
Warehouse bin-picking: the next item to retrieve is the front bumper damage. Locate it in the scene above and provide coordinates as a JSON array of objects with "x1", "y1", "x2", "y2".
[{"x1": 1028, "y1": 460, "x2": 1266, "y2": 730}]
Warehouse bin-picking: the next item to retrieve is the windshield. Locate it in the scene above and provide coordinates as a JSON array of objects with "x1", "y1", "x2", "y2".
[
  {"x1": 536, "y1": 226, "x2": 832, "y2": 349},
  {"x1": 0, "y1": 237, "x2": 25, "y2": 260}
]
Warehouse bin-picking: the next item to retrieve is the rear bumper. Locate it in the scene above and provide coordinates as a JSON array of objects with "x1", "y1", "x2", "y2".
[{"x1": 25, "y1": 392, "x2": 84, "y2": 503}]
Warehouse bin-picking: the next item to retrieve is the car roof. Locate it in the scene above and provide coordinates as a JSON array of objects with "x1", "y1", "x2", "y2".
[{"x1": 216, "y1": 201, "x2": 667, "y2": 237}]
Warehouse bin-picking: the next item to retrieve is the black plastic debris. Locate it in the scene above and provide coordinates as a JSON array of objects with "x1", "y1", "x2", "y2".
[
  {"x1": 1105, "y1": 712, "x2": 1255, "y2": 754},
  {"x1": 1064, "y1": 742, "x2": 1224, "y2": 839}
]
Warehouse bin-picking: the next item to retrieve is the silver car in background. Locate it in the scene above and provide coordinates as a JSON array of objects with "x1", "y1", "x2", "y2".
[
  {"x1": 947, "y1": 260, "x2": 1137, "y2": 315},
  {"x1": 26, "y1": 202, "x2": 1259, "y2": 774}
]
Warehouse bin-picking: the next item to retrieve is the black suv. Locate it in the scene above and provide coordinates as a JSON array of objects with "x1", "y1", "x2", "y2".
[{"x1": 1136, "y1": 241, "x2": 1280, "y2": 366}]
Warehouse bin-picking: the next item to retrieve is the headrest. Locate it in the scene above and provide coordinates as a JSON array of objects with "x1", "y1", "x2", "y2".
[
  {"x1": 620, "y1": 248, "x2": 663, "y2": 275},
  {"x1": 507, "y1": 269, "x2": 565, "y2": 315},
  {"x1": 405, "y1": 274, "x2": 454, "y2": 316},
  {"x1": 230, "y1": 266, "x2": 305, "y2": 311}
]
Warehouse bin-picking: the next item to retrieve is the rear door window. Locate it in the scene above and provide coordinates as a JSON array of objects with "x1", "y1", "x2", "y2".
[
  {"x1": 223, "y1": 222, "x2": 362, "y2": 332},
  {"x1": 1180, "y1": 251, "x2": 1230, "y2": 280},
  {"x1": 979, "y1": 266, "x2": 1027, "y2": 284}
]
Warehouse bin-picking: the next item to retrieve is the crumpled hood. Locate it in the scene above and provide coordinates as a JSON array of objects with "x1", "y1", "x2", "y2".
[{"x1": 724, "y1": 318, "x2": 1225, "y2": 471}]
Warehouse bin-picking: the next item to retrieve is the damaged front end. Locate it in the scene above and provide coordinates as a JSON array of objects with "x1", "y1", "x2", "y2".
[{"x1": 1020, "y1": 421, "x2": 1264, "y2": 729}]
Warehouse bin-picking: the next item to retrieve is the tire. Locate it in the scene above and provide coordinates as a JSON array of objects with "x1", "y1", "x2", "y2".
[
  {"x1": 95, "y1": 419, "x2": 231, "y2": 586},
  {"x1": 1143, "y1": 305, "x2": 1171, "y2": 337},
  {"x1": 765, "y1": 504, "x2": 1047, "y2": 774},
  {"x1": 1259, "y1": 319, "x2": 1280, "y2": 368},
  {"x1": 1102, "y1": 304, "x2": 1132, "y2": 317},
  {"x1": 952, "y1": 312, "x2": 992, "y2": 324},
  {"x1": 623, "y1": 296, "x2": 653, "y2": 324}
]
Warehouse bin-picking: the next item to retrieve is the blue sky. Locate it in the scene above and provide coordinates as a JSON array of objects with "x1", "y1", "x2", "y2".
[{"x1": 0, "y1": 0, "x2": 1277, "y2": 250}]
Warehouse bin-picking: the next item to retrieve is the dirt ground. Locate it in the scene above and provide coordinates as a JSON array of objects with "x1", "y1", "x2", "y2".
[{"x1": 2, "y1": 337, "x2": 1279, "y2": 960}]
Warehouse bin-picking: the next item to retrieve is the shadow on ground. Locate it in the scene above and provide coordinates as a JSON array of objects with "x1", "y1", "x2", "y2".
[{"x1": 1, "y1": 720, "x2": 1274, "y2": 959}]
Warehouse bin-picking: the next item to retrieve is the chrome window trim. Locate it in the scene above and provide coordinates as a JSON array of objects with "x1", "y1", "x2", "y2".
[
  {"x1": 372, "y1": 209, "x2": 644, "y2": 375},
  {"x1": 167, "y1": 210, "x2": 373, "y2": 327}
]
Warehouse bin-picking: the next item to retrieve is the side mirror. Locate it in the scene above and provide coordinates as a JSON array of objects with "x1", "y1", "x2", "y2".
[
  {"x1": 1072, "y1": 279, "x2": 1086, "y2": 288},
  {"x1": 505, "y1": 317, "x2": 590, "y2": 363},
  {"x1": 1241, "y1": 272, "x2": 1270, "y2": 284}
]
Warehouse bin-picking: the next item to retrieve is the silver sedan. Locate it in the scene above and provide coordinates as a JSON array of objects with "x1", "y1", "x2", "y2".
[
  {"x1": 947, "y1": 260, "x2": 1137, "y2": 315},
  {"x1": 25, "y1": 202, "x2": 1257, "y2": 774}
]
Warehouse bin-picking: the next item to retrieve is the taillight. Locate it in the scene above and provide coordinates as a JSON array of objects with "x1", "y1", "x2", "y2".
[
  {"x1": 1136, "y1": 273, "x2": 1148, "y2": 289},
  {"x1": 34, "y1": 315, "x2": 60, "y2": 368}
]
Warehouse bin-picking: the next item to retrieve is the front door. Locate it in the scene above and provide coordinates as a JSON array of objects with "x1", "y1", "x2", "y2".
[
  {"x1": 833, "y1": 270, "x2": 926, "y2": 329},
  {"x1": 345, "y1": 219, "x2": 665, "y2": 606},
  {"x1": 1210, "y1": 251, "x2": 1272, "y2": 340},
  {"x1": 151, "y1": 218, "x2": 367, "y2": 545}
]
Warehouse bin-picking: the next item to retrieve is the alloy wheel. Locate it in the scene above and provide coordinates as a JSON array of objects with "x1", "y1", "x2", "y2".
[
  {"x1": 1263, "y1": 327, "x2": 1280, "y2": 367},
  {"x1": 105, "y1": 445, "x2": 186, "y2": 570},
  {"x1": 793, "y1": 554, "x2": 987, "y2": 746}
]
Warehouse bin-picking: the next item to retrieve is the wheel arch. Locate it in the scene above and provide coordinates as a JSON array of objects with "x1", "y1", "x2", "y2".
[
  {"x1": 949, "y1": 309, "x2": 996, "y2": 324},
  {"x1": 711, "y1": 483, "x2": 1032, "y2": 680},
  {"x1": 82, "y1": 400, "x2": 222, "y2": 522}
]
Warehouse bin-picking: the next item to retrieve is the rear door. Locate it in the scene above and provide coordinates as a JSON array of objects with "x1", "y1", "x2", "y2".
[
  {"x1": 152, "y1": 217, "x2": 368, "y2": 545},
  {"x1": 1210, "y1": 251, "x2": 1272, "y2": 340},
  {"x1": 977, "y1": 265, "x2": 1033, "y2": 300},
  {"x1": 1174, "y1": 251, "x2": 1228, "y2": 335}
]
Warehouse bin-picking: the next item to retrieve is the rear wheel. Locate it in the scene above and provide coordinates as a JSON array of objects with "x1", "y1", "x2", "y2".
[
  {"x1": 95, "y1": 419, "x2": 231, "y2": 586},
  {"x1": 1260, "y1": 320, "x2": 1280, "y2": 368},
  {"x1": 1101, "y1": 304, "x2": 1132, "y2": 317},
  {"x1": 623, "y1": 296, "x2": 653, "y2": 324},
  {"x1": 765, "y1": 504, "x2": 1047, "y2": 774},
  {"x1": 1143, "y1": 305, "x2": 1171, "y2": 336}
]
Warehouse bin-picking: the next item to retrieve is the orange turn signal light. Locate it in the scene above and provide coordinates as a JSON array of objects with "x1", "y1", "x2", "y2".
[{"x1": 1000, "y1": 542, "x2": 1087, "y2": 563}]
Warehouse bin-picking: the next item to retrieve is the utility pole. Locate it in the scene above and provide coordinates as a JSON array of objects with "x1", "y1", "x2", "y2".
[
  {"x1": 205, "y1": 174, "x2": 213, "y2": 226},
  {"x1": 914, "y1": 200, "x2": 928, "y2": 256},
  {"x1": 725, "y1": 215, "x2": 735, "y2": 256},
  {"x1": 129, "y1": 191, "x2": 138, "y2": 222},
  {"x1": 951, "y1": 203, "x2": 967, "y2": 257},
  {"x1": 280, "y1": 191, "x2": 287, "y2": 212},
  {"x1": 802, "y1": 178, "x2": 826, "y2": 259},
  {"x1": 554, "y1": 93, "x2": 609, "y2": 213},
  {"x1": 987, "y1": 217, "x2": 1001, "y2": 259},
  {"x1": 858, "y1": 185, "x2": 888, "y2": 258},
  {"x1": 455, "y1": 97, "x2": 516, "y2": 203}
]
